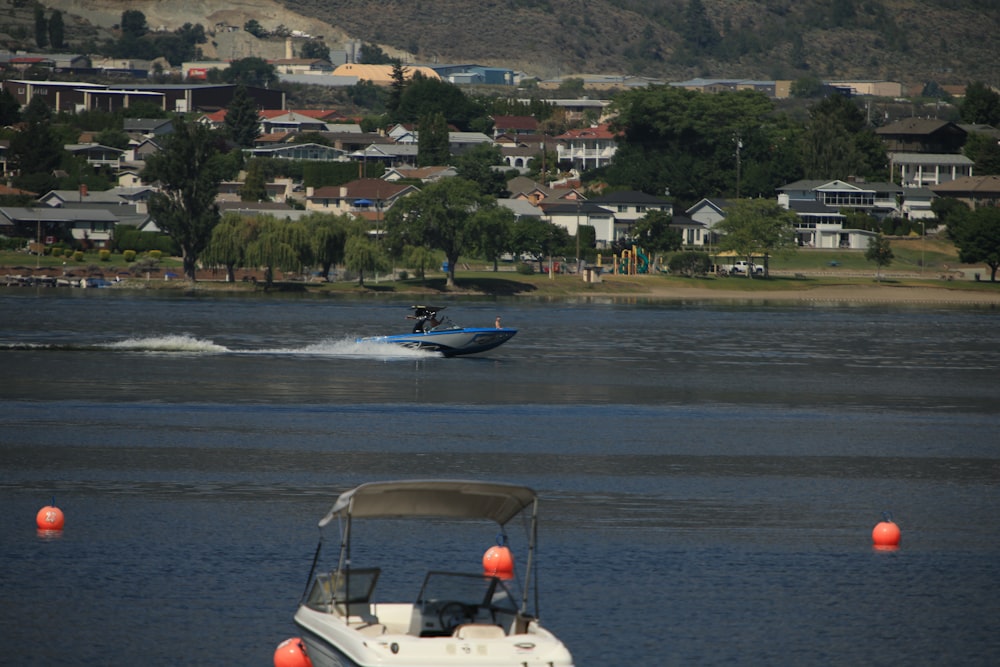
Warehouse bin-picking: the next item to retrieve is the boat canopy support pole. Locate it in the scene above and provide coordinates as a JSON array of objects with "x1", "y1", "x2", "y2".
[
  {"x1": 521, "y1": 498, "x2": 539, "y2": 616},
  {"x1": 299, "y1": 532, "x2": 324, "y2": 604}
]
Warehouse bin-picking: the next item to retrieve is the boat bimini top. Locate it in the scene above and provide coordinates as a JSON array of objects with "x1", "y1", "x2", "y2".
[{"x1": 318, "y1": 480, "x2": 537, "y2": 527}]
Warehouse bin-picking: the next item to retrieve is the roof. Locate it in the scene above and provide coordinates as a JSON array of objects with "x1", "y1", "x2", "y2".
[
  {"x1": 556, "y1": 124, "x2": 615, "y2": 141},
  {"x1": 931, "y1": 175, "x2": 1000, "y2": 194},
  {"x1": 875, "y1": 119, "x2": 965, "y2": 136},
  {"x1": 589, "y1": 190, "x2": 670, "y2": 205},
  {"x1": 318, "y1": 480, "x2": 537, "y2": 527},
  {"x1": 330, "y1": 63, "x2": 441, "y2": 84},
  {"x1": 890, "y1": 152, "x2": 974, "y2": 165}
]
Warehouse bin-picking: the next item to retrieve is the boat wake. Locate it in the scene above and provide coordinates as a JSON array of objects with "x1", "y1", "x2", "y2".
[{"x1": 1, "y1": 334, "x2": 439, "y2": 359}]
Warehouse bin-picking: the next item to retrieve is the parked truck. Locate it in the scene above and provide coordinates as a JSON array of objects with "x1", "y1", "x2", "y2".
[{"x1": 730, "y1": 260, "x2": 764, "y2": 275}]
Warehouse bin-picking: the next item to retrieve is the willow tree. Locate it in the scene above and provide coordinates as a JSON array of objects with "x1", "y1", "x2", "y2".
[
  {"x1": 244, "y1": 216, "x2": 309, "y2": 286},
  {"x1": 203, "y1": 212, "x2": 253, "y2": 282},
  {"x1": 716, "y1": 199, "x2": 798, "y2": 278},
  {"x1": 303, "y1": 212, "x2": 352, "y2": 280},
  {"x1": 344, "y1": 235, "x2": 389, "y2": 286}
]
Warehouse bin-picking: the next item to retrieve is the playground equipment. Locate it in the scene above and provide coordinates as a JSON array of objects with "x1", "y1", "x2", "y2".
[{"x1": 612, "y1": 246, "x2": 651, "y2": 275}]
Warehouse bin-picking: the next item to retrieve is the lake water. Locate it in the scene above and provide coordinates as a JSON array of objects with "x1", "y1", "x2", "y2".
[{"x1": 2, "y1": 290, "x2": 999, "y2": 665}]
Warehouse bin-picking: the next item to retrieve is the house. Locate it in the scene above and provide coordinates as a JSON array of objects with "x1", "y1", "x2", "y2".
[
  {"x1": 269, "y1": 58, "x2": 334, "y2": 76},
  {"x1": 123, "y1": 118, "x2": 174, "y2": 138},
  {"x1": 352, "y1": 143, "x2": 419, "y2": 168},
  {"x1": 588, "y1": 190, "x2": 672, "y2": 240},
  {"x1": 555, "y1": 124, "x2": 617, "y2": 170},
  {"x1": 777, "y1": 179, "x2": 902, "y2": 219},
  {"x1": 304, "y1": 178, "x2": 417, "y2": 214},
  {"x1": 930, "y1": 175, "x2": 1000, "y2": 209},
  {"x1": 890, "y1": 152, "x2": 974, "y2": 188},
  {"x1": 448, "y1": 131, "x2": 494, "y2": 156},
  {"x1": 875, "y1": 119, "x2": 967, "y2": 154},
  {"x1": 492, "y1": 115, "x2": 539, "y2": 137},
  {"x1": 685, "y1": 198, "x2": 731, "y2": 247},
  {"x1": 0, "y1": 205, "x2": 120, "y2": 248},
  {"x1": 382, "y1": 166, "x2": 457, "y2": 183},
  {"x1": 506, "y1": 176, "x2": 583, "y2": 206},
  {"x1": 243, "y1": 142, "x2": 348, "y2": 162},
  {"x1": 539, "y1": 200, "x2": 617, "y2": 246},
  {"x1": 900, "y1": 187, "x2": 937, "y2": 221},
  {"x1": 64, "y1": 144, "x2": 125, "y2": 169}
]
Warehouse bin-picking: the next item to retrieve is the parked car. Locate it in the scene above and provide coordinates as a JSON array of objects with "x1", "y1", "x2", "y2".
[{"x1": 731, "y1": 260, "x2": 764, "y2": 275}]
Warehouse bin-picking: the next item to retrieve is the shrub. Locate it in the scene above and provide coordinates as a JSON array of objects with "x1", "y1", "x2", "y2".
[
  {"x1": 99, "y1": 249, "x2": 111, "y2": 261},
  {"x1": 148, "y1": 249, "x2": 162, "y2": 260},
  {"x1": 668, "y1": 251, "x2": 712, "y2": 277},
  {"x1": 515, "y1": 263, "x2": 535, "y2": 275},
  {"x1": 73, "y1": 251, "x2": 85, "y2": 262},
  {"x1": 123, "y1": 250, "x2": 136, "y2": 262}
]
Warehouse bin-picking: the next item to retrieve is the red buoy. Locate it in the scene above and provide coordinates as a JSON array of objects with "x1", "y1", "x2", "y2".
[
  {"x1": 273, "y1": 637, "x2": 313, "y2": 667},
  {"x1": 483, "y1": 544, "x2": 514, "y2": 579},
  {"x1": 872, "y1": 512, "x2": 901, "y2": 549},
  {"x1": 36, "y1": 505, "x2": 65, "y2": 531}
]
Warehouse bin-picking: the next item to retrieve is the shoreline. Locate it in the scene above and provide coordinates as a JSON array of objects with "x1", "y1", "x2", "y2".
[{"x1": 4, "y1": 268, "x2": 999, "y2": 306}]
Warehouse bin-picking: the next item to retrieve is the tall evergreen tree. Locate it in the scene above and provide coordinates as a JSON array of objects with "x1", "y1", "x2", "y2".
[
  {"x1": 224, "y1": 85, "x2": 261, "y2": 148},
  {"x1": 48, "y1": 10, "x2": 65, "y2": 49},
  {"x1": 9, "y1": 96, "x2": 63, "y2": 194},
  {"x1": 417, "y1": 112, "x2": 450, "y2": 167},
  {"x1": 141, "y1": 117, "x2": 227, "y2": 280},
  {"x1": 34, "y1": 7, "x2": 48, "y2": 49}
]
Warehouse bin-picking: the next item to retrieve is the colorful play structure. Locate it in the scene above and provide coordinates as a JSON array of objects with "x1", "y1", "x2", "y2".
[{"x1": 597, "y1": 246, "x2": 653, "y2": 275}]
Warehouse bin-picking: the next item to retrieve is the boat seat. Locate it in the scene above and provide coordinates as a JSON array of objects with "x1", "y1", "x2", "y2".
[{"x1": 454, "y1": 624, "x2": 506, "y2": 640}]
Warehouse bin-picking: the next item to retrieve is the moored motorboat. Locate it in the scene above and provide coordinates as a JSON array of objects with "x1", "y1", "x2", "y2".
[
  {"x1": 357, "y1": 306, "x2": 516, "y2": 357},
  {"x1": 290, "y1": 479, "x2": 574, "y2": 667}
]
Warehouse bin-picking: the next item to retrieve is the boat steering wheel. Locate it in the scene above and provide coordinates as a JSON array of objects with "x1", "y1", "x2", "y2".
[{"x1": 437, "y1": 601, "x2": 474, "y2": 632}]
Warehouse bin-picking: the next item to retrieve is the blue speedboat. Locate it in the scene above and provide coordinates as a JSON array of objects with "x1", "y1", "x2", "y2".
[{"x1": 358, "y1": 306, "x2": 517, "y2": 357}]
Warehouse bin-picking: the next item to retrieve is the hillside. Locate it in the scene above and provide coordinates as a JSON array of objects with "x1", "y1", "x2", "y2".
[{"x1": 13, "y1": 0, "x2": 1000, "y2": 89}]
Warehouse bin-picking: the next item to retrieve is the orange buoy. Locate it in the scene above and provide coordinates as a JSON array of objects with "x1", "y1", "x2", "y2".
[
  {"x1": 872, "y1": 512, "x2": 901, "y2": 549},
  {"x1": 36, "y1": 505, "x2": 65, "y2": 531},
  {"x1": 483, "y1": 535, "x2": 514, "y2": 579},
  {"x1": 273, "y1": 637, "x2": 313, "y2": 667}
]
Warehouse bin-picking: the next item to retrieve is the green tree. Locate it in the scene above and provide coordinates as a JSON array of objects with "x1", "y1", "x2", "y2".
[
  {"x1": 681, "y1": 0, "x2": 720, "y2": 56},
  {"x1": 384, "y1": 178, "x2": 491, "y2": 288},
  {"x1": 387, "y1": 61, "x2": 407, "y2": 117},
  {"x1": 240, "y1": 159, "x2": 268, "y2": 202},
  {"x1": 94, "y1": 127, "x2": 130, "y2": 150},
  {"x1": 396, "y1": 76, "x2": 486, "y2": 131},
  {"x1": 510, "y1": 216, "x2": 571, "y2": 273},
  {"x1": 959, "y1": 81, "x2": 1000, "y2": 126},
  {"x1": 800, "y1": 94, "x2": 886, "y2": 180},
  {"x1": 34, "y1": 7, "x2": 48, "y2": 49},
  {"x1": 0, "y1": 88, "x2": 21, "y2": 126},
  {"x1": 631, "y1": 209, "x2": 683, "y2": 257},
  {"x1": 300, "y1": 40, "x2": 330, "y2": 61},
  {"x1": 963, "y1": 132, "x2": 1000, "y2": 175},
  {"x1": 865, "y1": 234, "x2": 894, "y2": 282},
  {"x1": 243, "y1": 19, "x2": 266, "y2": 38},
  {"x1": 203, "y1": 212, "x2": 253, "y2": 282},
  {"x1": 344, "y1": 234, "x2": 389, "y2": 286},
  {"x1": 455, "y1": 142, "x2": 508, "y2": 197},
  {"x1": 224, "y1": 84, "x2": 261, "y2": 148},
  {"x1": 668, "y1": 251, "x2": 712, "y2": 277},
  {"x1": 417, "y1": 111, "x2": 450, "y2": 167},
  {"x1": 141, "y1": 117, "x2": 227, "y2": 280},
  {"x1": 607, "y1": 86, "x2": 780, "y2": 204},
  {"x1": 245, "y1": 217, "x2": 308, "y2": 286},
  {"x1": 715, "y1": 199, "x2": 798, "y2": 278},
  {"x1": 9, "y1": 96, "x2": 63, "y2": 194},
  {"x1": 120, "y1": 10, "x2": 148, "y2": 39},
  {"x1": 48, "y1": 10, "x2": 65, "y2": 49},
  {"x1": 304, "y1": 212, "x2": 351, "y2": 280},
  {"x1": 471, "y1": 205, "x2": 516, "y2": 271},
  {"x1": 224, "y1": 57, "x2": 278, "y2": 88},
  {"x1": 949, "y1": 207, "x2": 1000, "y2": 281},
  {"x1": 359, "y1": 43, "x2": 393, "y2": 64}
]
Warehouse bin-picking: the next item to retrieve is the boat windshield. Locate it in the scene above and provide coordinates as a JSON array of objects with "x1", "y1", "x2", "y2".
[{"x1": 416, "y1": 571, "x2": 519, "y2": 614}]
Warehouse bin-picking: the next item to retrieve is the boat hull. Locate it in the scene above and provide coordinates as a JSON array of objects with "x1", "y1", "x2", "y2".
[{"x1": 359, "y1": 328, "x2": 516, "y2": 357}]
